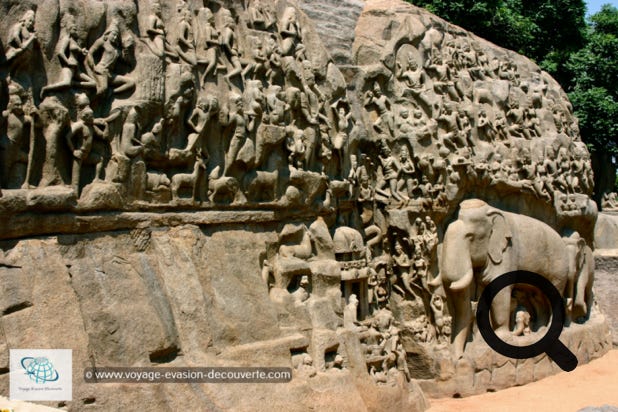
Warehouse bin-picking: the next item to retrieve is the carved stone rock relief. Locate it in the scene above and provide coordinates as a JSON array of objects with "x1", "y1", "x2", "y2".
[{"x1": 0, "y1": 0, "x2": 610, "y2": 408}]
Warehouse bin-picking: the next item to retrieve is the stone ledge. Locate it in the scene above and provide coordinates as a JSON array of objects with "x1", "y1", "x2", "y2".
[{"x1": 416, "y1": 313, "x2": 612, "y2": 398}]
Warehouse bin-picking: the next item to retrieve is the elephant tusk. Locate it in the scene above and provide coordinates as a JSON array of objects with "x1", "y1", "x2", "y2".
[{"x1": 449, "y1": 269, "x2": 474, "y2": 291}]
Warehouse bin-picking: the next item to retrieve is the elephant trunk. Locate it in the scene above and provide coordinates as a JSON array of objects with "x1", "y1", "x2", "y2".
[{"x1": 441, "y1": 220, "x2": 474, "y2": 292}]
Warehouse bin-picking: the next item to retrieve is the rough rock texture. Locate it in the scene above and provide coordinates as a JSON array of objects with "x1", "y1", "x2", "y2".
[
  {"x1": 595, "y1": 212, "x2": 618, "y2": 250},
  {"x1": 0, "y1": 225, "x2": 427, "y2": 411},
  {"x1": 298, "y1": 0, "x2": 365, "y2": 64},
  {"x1": 594, "y1": 256, "x2": 618, "y2": 347},
  {"x1": 0, "y1": 0, "x2": 611, "y2": 409}
]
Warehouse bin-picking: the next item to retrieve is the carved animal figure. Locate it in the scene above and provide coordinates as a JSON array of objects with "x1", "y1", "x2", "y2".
[
  {"x1": 170, "y1": 154, "x2": 206, "y2": 201},
  {"x1": 208, "y1": 166, "x2": 240, "y2": 204},
  {"x1": 430, "y1": 199, "x2": 571, "y2": 358},
  {"x1": 243, "y1": 169, "x2": 279, "y2": 202},
  {"x1": 146, "y1": 172, "x2": 170, "y2": 191},
  {"x1": 563, "y1": 232, "x2": 595, "y2": 321}
]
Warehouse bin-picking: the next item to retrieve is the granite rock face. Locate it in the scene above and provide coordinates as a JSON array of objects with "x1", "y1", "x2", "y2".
[
  {"x1": 0, "y1": 0, "x2": 610, "y2": 410},
  {"x1": 298, "y1": 0, "x2": 365, "y2": 65}
]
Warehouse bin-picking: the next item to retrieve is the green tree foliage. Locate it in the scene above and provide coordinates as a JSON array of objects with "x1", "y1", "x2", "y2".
[
  {"x1": 567, "y1": 5, "x2": 618, "y2": 155},
  {"x1": 408, "y1": 0, "x2": 617, "y2": 193}
]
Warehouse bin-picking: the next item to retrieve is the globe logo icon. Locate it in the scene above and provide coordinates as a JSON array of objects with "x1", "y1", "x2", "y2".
[{"x1": 20, "y1": 357, "x2": 60, "y2": 383}]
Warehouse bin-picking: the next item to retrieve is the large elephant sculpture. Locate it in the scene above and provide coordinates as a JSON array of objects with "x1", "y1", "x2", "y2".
[
  {"x1": 564, "y1": 231, "x2": 595, "y2": 321},
  {"x1": 430, "y1": 199, "x2": 572, "y2": 358}
]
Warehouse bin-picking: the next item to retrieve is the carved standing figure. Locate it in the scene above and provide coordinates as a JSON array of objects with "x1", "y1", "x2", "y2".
[
  {"x1": 364, "y1": 82, "x2": 394, "y2": 135},
  {"x1": 1, "y1": 94, "x2": 32, "y2": 187},
  {"x1": 223, "y1": 93, "x2": 247, "y2": 175},
  {"x1": 66, "y1": 97, "x2": 108, "y2": 193}
]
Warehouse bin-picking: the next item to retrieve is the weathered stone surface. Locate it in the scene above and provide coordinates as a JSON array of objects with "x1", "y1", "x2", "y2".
[
  {"x1": 299, "y1": 0, "x2": 365, "y2": 64},
  {"x1": 0, "y1": 0, "x2": 610, "y2": 409},
  {"x1": 595, "y1": 213, "x2": 618, "y2": 250},
  {"x1": 593, "y1": 256, "x2": 618, "y2": 347}
]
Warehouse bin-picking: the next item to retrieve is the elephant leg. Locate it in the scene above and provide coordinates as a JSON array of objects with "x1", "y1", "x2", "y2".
[
  {"x1": 491, "y1": 286, "x2": 512, "y2": 337},
  {"x1": 575, "y1": 259, "x2": 594, "y2": 320},
  {"x1": 450, "y1": 288, "x2": 472, "y2": 359}
]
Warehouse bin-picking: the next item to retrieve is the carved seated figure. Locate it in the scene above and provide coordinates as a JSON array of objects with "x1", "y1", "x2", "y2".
[
  {"x1": 264, "y1": 224, "x2": 313, "y2": 294},
  {"x1": 512, "y1": 306, "x2": 531, "y2": 336}
]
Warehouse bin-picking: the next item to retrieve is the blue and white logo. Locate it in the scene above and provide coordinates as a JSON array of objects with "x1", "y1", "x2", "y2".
[
  {"x1": 21, "y1": 356, "x2": 60, "y2": 383},
  {"x1": 10, "y1": 349, "x2": 72, "y2": 401}
]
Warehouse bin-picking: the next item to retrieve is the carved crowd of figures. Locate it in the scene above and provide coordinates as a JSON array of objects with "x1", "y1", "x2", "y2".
[
  {"x1": 0, "y1": 1, "x2": 598, "y2": 374},
  {"x1": 0, "y1": 2, "x2": 353, "y2": 205}
]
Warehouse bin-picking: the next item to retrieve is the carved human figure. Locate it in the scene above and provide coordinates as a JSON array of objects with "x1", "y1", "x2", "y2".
[
  {"x1": 265, "y1": 85, "x2": 287, "y2": 125},
  {"x1": 145, "y1": 1, "x2": 177, "y2": 60},
  {"x1": 437, "y1": 102, "x2": 461, "y2": 151},
  {"x1": 182, "y1": 96, "x2": 218, "y2": 155},
  {"x1": 476, "y1": 108, "x2": 497, "y2": 142},
  {"x1": 86, "y1": 22, "x2": 135, "y2": 97},
  {"x1": 1, "y1": 94, "x2": 32, "y2": 187},
  {"x1": 396, "y1": 108, "x2": 415, "y2": 142},
  {"x1": 175, "y1": 7, "x2": 197, "y2": 66},
  {"x1": 285, "y1": 125, "x2": 306, "y2": 170},
  {"x1": 364, "y1": 82, "x2": 394, "y2": 135},
  {"x1": 222, "y1": 93, "x2": 247, "y2": 175},
  {"x1": 392, "y1": 241, "x2": 418, "y2": 300},
  {"x1": 66, "y1": 97, "x2": 108, "y2": 193},
  {"x1": 264, "y1": 35, "x2": 283, "y2": 84},
  {"x1": 430, "y1": 294, "x2": 446, "y2": 335},
  {"x1": 505, "y1": 100, "x2": 525, "y2": 138},
  {"x1": 248, "y1": 0, "x2": 276, "y2": 31},
  {"x1": 34, "y1": 98, "x2": 69, "y2": 187},
  {"x1": 512, "y1": 306, "x2": 531, "y2": 336},
  {"x1": 5, "y1": 10, "x2": 37, "y2": 76},
  {"x1": 376, "y1": 142, "x2": 404, "y2": 203},
  {"x1": 344, "y1": 294, "x2": 360, "y2": 330},
  {"x1": 554, "y1": 147, "x2": 572, "y2": 193},
  {"x1": 120, "y1": 107, "x2": 144, "y2": 159},
  {"x1": 220, "y1": 8, "x2": 243, "y2": 82},
  {"x1": 141, "y1": 119, "x2": 164, "y2": 160},
  {"x1": 397, "y1": 145, "x2": 416, "y2": 199},
  {"x1": 242, "y1": 36, "x2": 267, "y2": 81},
  {"x1": 570, "y1": 147, "x2": 586, "y2": 193},
  {"x1": 300, "y1": 61, "x2": 328, "y2": 125},
  {"x1": 41, "y1": 15, "x2": 96, "y2": 97},
  {"x1": 196, "y1": 7, "x2": 220, "y2": 85},
  {"x1": 523, "y1": 107, "x2": 542, "y2": 139},
  {"x1": 331, "y1": 100, "x2": 352, "y2": 151},
  {"x1": 279, "y1": 7, "x2": 306, "y2": 59},
  {"x1": 397, "y1": 53, "x2": 431, "y2": 110},
  {"x1": 493, "y1": 111, "x2": 508, "y2": 141},
  {"x1": 529, "y1": 72, "x2": 547, "y2": 108},
  {"x1": 413, "y1": 108, "x2": 434, "y2": 142},
  {"x1": 426, "y1": 52, "x2": 459, "y2": 101},
  {"x1": 457, "y1": 109, "x2": 474, "y2": 151},
  {"x1": 412, "y1": 246, "x2": 429, "y2": 292}
]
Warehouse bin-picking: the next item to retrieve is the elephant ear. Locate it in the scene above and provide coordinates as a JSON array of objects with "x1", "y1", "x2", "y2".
[{"x1": 487, "y1": 211, "x2": 512, "y2": 264}]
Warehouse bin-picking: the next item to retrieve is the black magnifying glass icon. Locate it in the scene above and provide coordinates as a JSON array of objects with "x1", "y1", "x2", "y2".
[{"x1": 476, "y1": 270, "x2": 578, "y2": 372}]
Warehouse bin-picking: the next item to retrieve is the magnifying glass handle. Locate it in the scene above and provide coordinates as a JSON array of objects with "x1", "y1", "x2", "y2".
[{"x1": 546, "y1": 340, "x2": 578, "y2": 372}]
